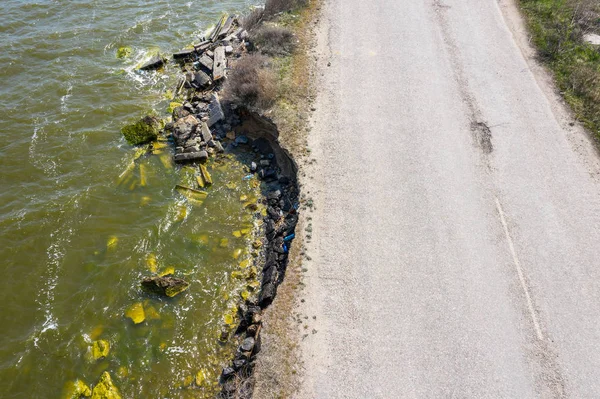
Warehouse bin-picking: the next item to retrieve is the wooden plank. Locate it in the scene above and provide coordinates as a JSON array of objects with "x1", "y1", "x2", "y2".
[
  {"x1": 212, "y1": 46, "x2": 226, "y2": 81},
  {"x1": 194, "y1": 40, "x2": 211, "y2": 52},
  {"x1": 218, "y1": 16, "x2": 235, "y2": 39},
  {"x1": 210, "y1": 16, "x2": 227, "y2": 42}
]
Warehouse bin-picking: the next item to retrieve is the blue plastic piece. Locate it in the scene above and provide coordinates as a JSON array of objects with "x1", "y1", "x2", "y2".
[{"x1": 284, "y1": 234, "x2": 295, "y2": 242}]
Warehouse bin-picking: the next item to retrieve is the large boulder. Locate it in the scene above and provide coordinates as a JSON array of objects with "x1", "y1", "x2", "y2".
[
  {"x1": 172, "y1": 114, "x2": 199, "y2": 145},
  {"x1": 121, "y1": 115, "x2": 161, "y2": 145},
  {"x1": 141, "y1": 276, "x2": 190, "y2": 297}
]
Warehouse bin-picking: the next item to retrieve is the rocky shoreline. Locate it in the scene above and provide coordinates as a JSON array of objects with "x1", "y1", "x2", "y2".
[{"x1": 125, "y1": 14, "x2": 300, "y2": 398}]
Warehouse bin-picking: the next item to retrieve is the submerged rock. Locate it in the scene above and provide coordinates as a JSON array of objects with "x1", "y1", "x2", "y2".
[
  {"x1": 139, "y1": 55, "x2": 165, "y2": 71},
  {"x1": 125, "y1": 302, "x2": 145, "y2": 324},
  {"x1": 91, "y1": 372, "x2": 121, "y2": 399},
  {"x1": 141, "y1": 276, "x2": 190, "y2": 297},
  {"x1": 121, "y1": 115, "x2": 161, "y2": 145},
  {"x1": 91, "y1": 339, "x2": 110, "y2": 360},
  {"x1": 116, "y1": 46, "x2": 131, "y2": 59}
]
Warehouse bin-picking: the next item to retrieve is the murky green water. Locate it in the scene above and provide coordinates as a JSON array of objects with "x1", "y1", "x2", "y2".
[{"x1": 0, "y1": 1, "x2": 264, "y2": 397}]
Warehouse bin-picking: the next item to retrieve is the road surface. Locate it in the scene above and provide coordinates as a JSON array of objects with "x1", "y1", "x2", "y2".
[{"x1": 297, "y1": 0, "x2": 600, "y2": 397}]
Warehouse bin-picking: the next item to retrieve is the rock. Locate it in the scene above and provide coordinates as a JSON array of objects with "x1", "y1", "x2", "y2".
[
  {"x1": 226, "y1": 131, "x2": 236, "y2": 140},
  {"x1": 233, "y1": 358, "x2": 247, "y2": 370},
  {"x1": 91, "y1": 340, "x2": 110, "y2": 360},
  {"x1": 221, "y1": 367, "x2": 236, "y2": 381},
  {"x1": 172, "y1": 106, "x2": 190, "y2": 121},
  {"x1": 125, "y1": 302, "x2": 145, "y2": 324},
  {"x1": 139, "y1": 55, "x2": 165, "y2": 71},
  {"x1": 200, "y1": 122, "x2": 213, "y2": 143},
  {"x1": 235, "y1": 135, "x2": 249, "y2": 145},
  {"x1": 250, "y1": 162, "x2": 257, "y2": 172},
  {"x1": 258, "y1": 283, "x2": 276, "y2": 308},
  {"x1": 91, "y1": 372, "x2": 121, "y2": 399},
  {"x1": 175, "y1": 146, "x2": 184, "y2": 154},
  {"x1": 225, "y1": 45, "x2": 234, "y2": 54},
  {"x1": 121, "y1": 115, "x2": 161, "y2": 145},
  {"x1": 260, "y1": 159, "x2": 271, "y2": 167},
  {"x1": 173, "y1": 114, "x2": 199, "y2": 144},
  {"x1": 207, "y1": 94, "x2": 225, "y2": 127},
  {"x1": 240, "y1": 337, "x2": 255, "y2": 352},
  {"x1": 239, "y1": 30, "x2": 249, "y2": 40},
  {"x1": 187, "y1": 70, "x2": 211, "y2": 89},
  {"x1": 214, "y1": 141, "x2": 224, "y2": 153},
  {"x1": 141, "y1": 276, "x2": 190, "y2": 297},
  {"x1": 173, "y1": 151, "x2": 208, "y2": 163},
  {"x1": 184, "y1": 145, "x2": 200, "y2": 153},
  {"x1": 584, "y1": 33, "x2": 600, "y2": 46}
]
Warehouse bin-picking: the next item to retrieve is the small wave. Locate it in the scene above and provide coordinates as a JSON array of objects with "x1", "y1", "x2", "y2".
[{"x1": 60, "y1": 83, "x2": 73, "y2": 113}]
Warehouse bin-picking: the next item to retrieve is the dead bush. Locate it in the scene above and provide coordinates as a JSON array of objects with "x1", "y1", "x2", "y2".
[
  {"x1": 223, "y1": 54, "x2": 277, "y2": 109},
  {"x1": 251, "y1": 25, "x2": 296, "y2": 56},
  {"x1": 242, "y1": 7, "x2": 265, "y2": 32}
]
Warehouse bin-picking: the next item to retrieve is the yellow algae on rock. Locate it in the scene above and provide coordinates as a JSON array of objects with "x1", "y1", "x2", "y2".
[
  {"x1": 219, "y1": 238, "x2": 229, "y2": 248},
  {"x1": 63, "y1": 379, "x2": 92, "y2": 398},
  {"x1": 241, "y1": 290, "x2": 250, "y2": 301},
  {"x1": 139, "y1": 163, "x2": 147, "y2": 187},
  {"x1": 232, "y1": 230, "x2": 242, "y2": 238},
  {"x1": 167, "y1": 102, "x2": 183, "y2": 114},
  {"x1": 116, "y1": 46, "x2": 131, "y2": 59},
  {"x1": 91, "y1": 372, "x2": 121, "y2": 399},
  {"x1": 240, "y1": 228, "x2": 251, "y2": 236},
  {"x1": 223, "y1": 314, "x2": 234, "y2": 325},
  {"x1": 232, "y1": 248, "x2": 242, "y2": 259},
  {"x1": 199, "y1": 164, "x2": 212, "y2": 185},
  {"x1": 106, "y1": 236, "x2": 118, "y2": 251},
  {"x1": 91, "y1": 340, "x2": 110, "y2": 360},
  {"x1": 140, "y1": 196, "x2": 151, "y2": 206},
  {"x1": 159, "y1": 266, "x2": 175, "y2": 276},
  {"x1": 158, "y1": 154, "x2": 173, "y2": 169},
  {"x1": 239, "y1": 259, "x2": 249, "y2": 269},
  {"x1": 146, "y1": 253, "x2": 158, "y2": 273},
  {"x1": 125, "y1": 302, "x2": 145, "y2": 324},
  {"x1": 195, "y1": 175, "x2": 205, "y2": 188},
  {"x1": 239, "y1": 194, "x2": 248, "y2": 202},
  {"x1": 252, "y1": 240, "x2": 263, "y2": 249}
]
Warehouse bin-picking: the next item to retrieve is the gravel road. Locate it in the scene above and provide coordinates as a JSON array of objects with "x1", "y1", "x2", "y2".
[{"x1": 297, "y1": 0, "x2": 600, "y2": 397}]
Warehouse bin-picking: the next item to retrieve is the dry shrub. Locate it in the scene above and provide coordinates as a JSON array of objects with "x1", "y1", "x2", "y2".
[
  {"x1": 251, "y1": 25, "x2": 296, "y2": 56},
  {"x1": 223, "y1": 54, "x2": 277, "y2": 109},
  {"x1": 243, "y1": 8, "x2": 265, "y2": 32},
  {"x1": 265, "y1": 0, "x2": 308, "y2": 16}
]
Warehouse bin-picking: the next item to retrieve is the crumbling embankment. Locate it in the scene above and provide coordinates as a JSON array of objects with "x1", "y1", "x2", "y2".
[{"x1": 127, "y1": 13, "x2": 302, "y2": 398}]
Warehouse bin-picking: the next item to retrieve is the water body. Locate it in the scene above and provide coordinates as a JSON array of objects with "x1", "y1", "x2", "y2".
[{"x1": 0, "y1": 1, "x2": 263, "y2": 397}]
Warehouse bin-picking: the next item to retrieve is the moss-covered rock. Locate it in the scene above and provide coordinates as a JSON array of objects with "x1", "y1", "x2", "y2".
[
  {"x1": 63, "y1": 379, "x2": 92, "y2": 398},
  {"x1": 141, "y1": 276, "x2": 190, "y2": 297},
  {"x1": 125, "y1": 302, "x2": 145, "y2": 324},
  {"x1": 91, "y1": 372, "x2": 121, "y2": 399},
  {"x1": 91, "y1": 340, "x2": 110, "y2": 360},
  {"x1": 121, "y1": 115, "x2": 161, "y2": 146}
]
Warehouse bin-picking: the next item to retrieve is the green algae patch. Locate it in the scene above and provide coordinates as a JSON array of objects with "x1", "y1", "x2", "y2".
[
  {"x1": 63, "y1": 379, "x2": 92, "y2": 398},
  {"x1": 91, "y1": 340, "x2": 110, "y2": 360},
  {"x1": 91, "y1": 372, "x2": 121, "y2": 399},
  {"x1": 199, "y1": 164, "x2": 213, "y2": 186},
  {"x1": 175, "y1": 185, "x2": 208, "y2": 203},
  {"x1": 166, "y1": 102, "x2": 182, "y2": 114},
  {"x1": 116, "y1": 46, "x2": 132, "y2": 59},
  {"x1": 121, "y1": 115, "x2": 161, "y2": 146},
  {"x1": 125, "y1": 302, "x2": 145, "y2": 324}
]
